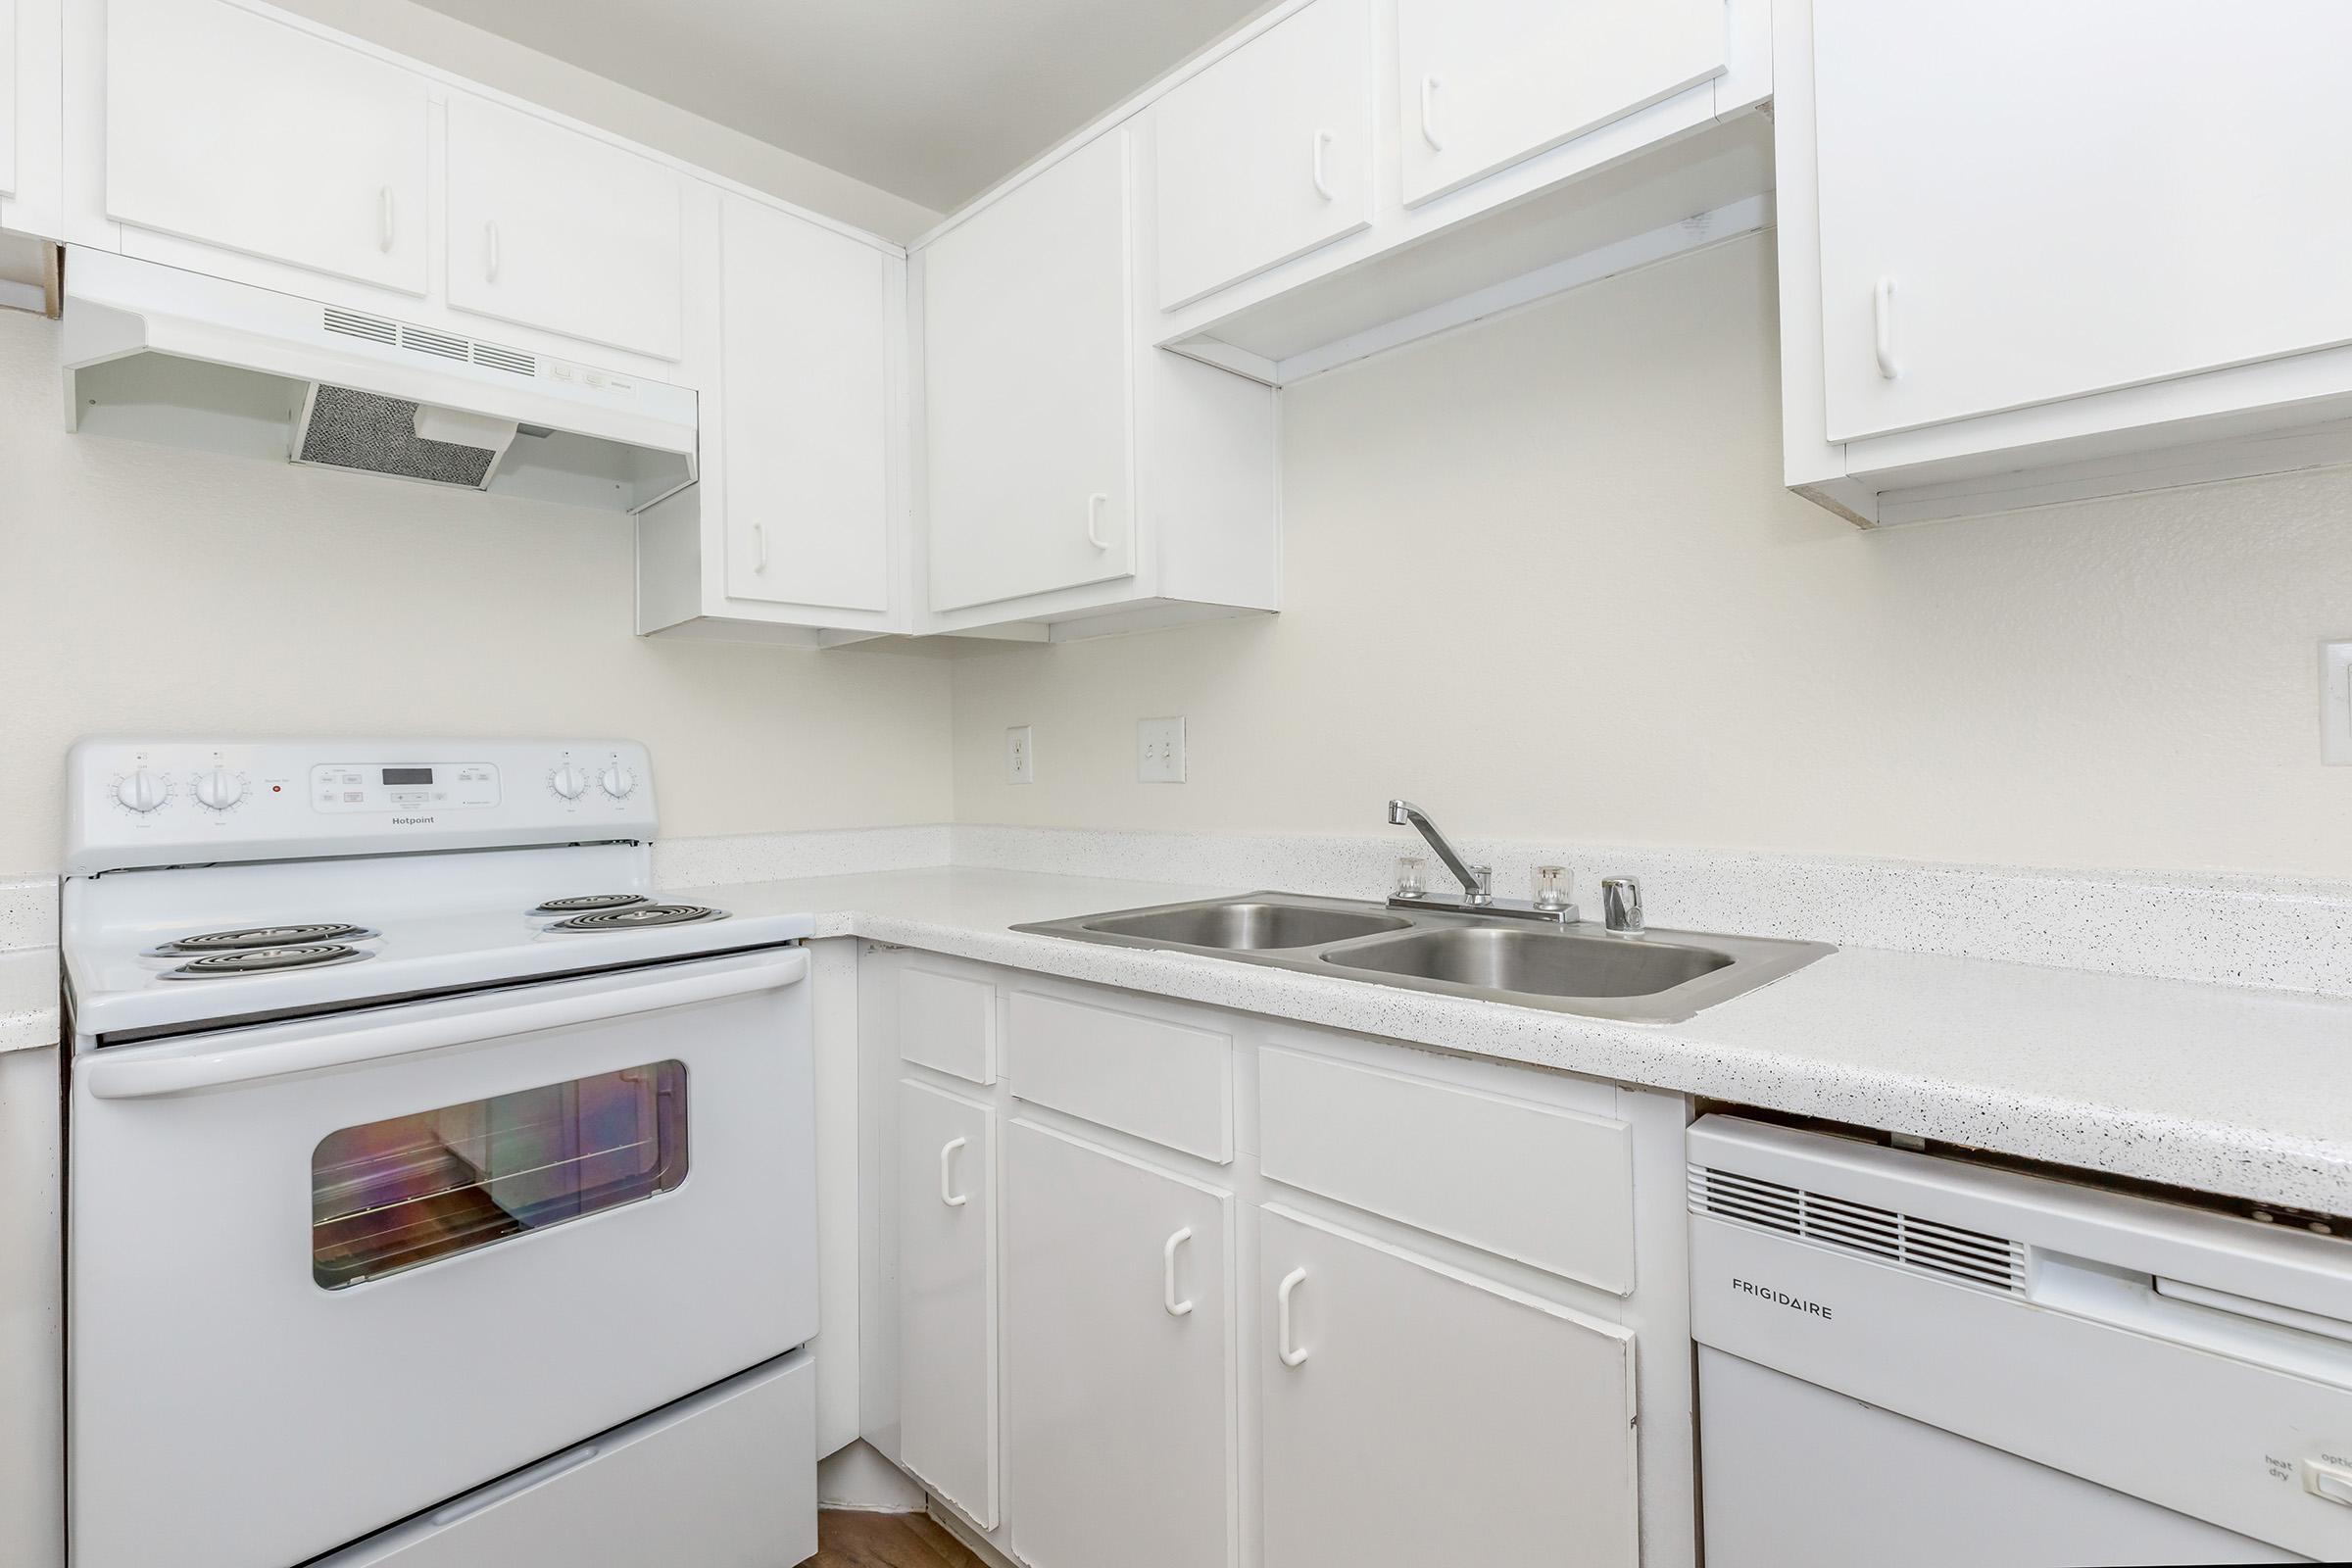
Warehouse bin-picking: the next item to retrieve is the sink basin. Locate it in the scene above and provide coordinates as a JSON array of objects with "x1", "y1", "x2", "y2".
[
  {"x1": 1322, "y1": 925, "x2": 1733, "y2": 999},
  {"x1": 1015, "y1": 892, "x2": 1833, "y2": 1023},
  {"x1": 1083, "y1": 902, "x2": 1410, "y2": 951}
]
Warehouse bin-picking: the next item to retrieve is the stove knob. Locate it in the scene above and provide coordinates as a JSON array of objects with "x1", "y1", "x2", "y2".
[
  {"x1": 549, "y1": 763, "x2": 589, "y2": 800},
  {"x1": 598, "y1": 763, "x2": 637, "y2": 799},
  {"x1": 116, "y1": 769, "x2": 168, "y2": 812},
  {"x1": 194, "y1": 766, "x2": 245, "y2": 811}
]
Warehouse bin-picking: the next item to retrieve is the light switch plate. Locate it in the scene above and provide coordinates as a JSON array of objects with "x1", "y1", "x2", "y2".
[
  {"x1": 1005, "y1": 725, "x2": 1035, "y2": 785},
  {"x1": 2326, "y1": 644, "x2": 2352, "y2": 765},
  {"x1": 1137, "y1": 716, "x2": 1186, "y2": 783}
]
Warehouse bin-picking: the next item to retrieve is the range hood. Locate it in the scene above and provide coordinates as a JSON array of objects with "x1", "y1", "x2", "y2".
[{"x1": 60, "y1": 247, "x2": 697, "y2": 513}]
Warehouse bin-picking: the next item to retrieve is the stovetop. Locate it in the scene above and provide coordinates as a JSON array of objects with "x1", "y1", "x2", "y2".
[{"x1": 64, "y1": 848, "x2": 809, "y2": 1042}]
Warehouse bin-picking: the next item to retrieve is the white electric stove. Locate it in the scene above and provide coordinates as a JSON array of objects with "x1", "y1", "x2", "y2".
[{"x1": 61, "y1": 738, "x2": 820, "y2": 1568}]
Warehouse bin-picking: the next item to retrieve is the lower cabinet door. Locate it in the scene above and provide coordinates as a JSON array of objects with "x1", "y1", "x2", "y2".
[
  {"x1": 1006, "y1": 1121, "x2": 1237, "y2": 1568},
  {"x1": 1258, "y1": 1205, "x2": 1639, "y2": 1568},
  {"x1": 898, "y1": 1080, "x2": 999, "y2": 1528}
]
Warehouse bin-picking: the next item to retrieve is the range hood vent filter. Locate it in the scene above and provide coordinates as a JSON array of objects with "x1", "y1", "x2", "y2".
[{"x1": 295, "y1": 385, "x2": 511, "y2": 489}]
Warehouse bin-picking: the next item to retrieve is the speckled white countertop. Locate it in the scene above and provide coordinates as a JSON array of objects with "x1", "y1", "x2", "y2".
[
  {"x1": 0, "y1": 948, "x2": 60, "y2": 1054},
  {"x1": 666, "y1": 865, "x2": 2352, "y2": 1216}
]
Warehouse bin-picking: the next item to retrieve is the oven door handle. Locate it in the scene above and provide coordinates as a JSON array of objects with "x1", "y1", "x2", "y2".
[{"x1": 83, "y1": 950, "x2": 809, "y2": 1100}]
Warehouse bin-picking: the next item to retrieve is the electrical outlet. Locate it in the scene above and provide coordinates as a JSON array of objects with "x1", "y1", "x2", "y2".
[
  {"x1": 1137, "y1": 716, "x2": 1186, "y2": 783},
  {"x1": 1005, "y1": 725, "x2": 1035, "y2": 785},
  {"x1": 2325, "y1": 643, "x2": 2352, "y2": 765}
]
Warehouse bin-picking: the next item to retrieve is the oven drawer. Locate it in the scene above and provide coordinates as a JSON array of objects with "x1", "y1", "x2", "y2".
[{"x1": 323, "y1": 1350, "x2": 816, "y2": 1567}]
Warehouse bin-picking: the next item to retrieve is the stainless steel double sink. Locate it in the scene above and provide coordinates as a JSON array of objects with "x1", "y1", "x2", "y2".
[{"x1": 1014, "y1": 892, "x2": 1833, "y2": 1024}]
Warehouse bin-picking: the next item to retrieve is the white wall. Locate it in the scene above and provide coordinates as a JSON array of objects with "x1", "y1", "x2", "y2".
[
  {"x1": 0, "y1": 310, "x2": 956, "y2": 875},
  {"x1": 951, "y1": 233, "x2": 2352, "y2": 879},
  {"x1": 270, "y1": 0, "x2": 941, "y2": 243}
]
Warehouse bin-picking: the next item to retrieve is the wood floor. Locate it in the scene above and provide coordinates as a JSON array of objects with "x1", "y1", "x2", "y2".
[{"x1": 805, "y1": 1509, "x2": 988, "y2": 1568}]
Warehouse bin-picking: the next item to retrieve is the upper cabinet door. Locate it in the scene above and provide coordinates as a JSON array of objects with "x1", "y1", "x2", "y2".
[
  {"x1": 1396, "y1": 0, "x2": 1726, "y2": 208},
  {"x1": 1152, "y1": 0, "x2": 1373, "y2": 311},
  {"x1": 1813, "y1": 0, "x2": 2352, "y2": 442},
  {"x1": 923, "y1": 130, "x2": 1134, "y2": 613},
  {"x1": 445, "y1": 93, "x2": 685, "y2": 361},
  {"x1": 104, "y1": 0, "x2": 429, "y2": 294},
  {"x1": 719, "y1": 195, "x2": 894, "y2": 613}
]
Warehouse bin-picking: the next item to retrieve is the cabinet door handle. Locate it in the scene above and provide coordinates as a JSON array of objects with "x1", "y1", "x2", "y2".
[
  {"x1": 1310, "y1": 129, "x2": 1336, "y2": 201},
  {"x1": 1085, "y1": 492, "x2": 1111, "y2": 551},
  {"x1": 378, "y1": 186, "x2": 395, "y2": 253},
  {"x1": 939, "y1": 1137, "x2": 969, "y2": 1207},
  {"x1": 1874, "y1": 275, "x2": 1899, "y2": 379},
  {"x1": 1276, "y1": 1266, "x2": 1309, "y2": 1366},
  {"x1": 1419, "y1": 75, "x2": 1444, "y2": 151},
  {"x1": 1163, "y1": 1227, "x2": 1196, "y2": 1317},
  {"x1": 752, "y1": 522, "x2": 768, "y2": 573},
  {"x1": 486, "y1": 220, "x2": 502, "y2": 283}
]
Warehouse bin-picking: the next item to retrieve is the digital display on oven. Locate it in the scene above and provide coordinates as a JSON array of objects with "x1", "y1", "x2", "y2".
[{"x1": 380, "y1": 767, "x2": 433, "y2": 786}]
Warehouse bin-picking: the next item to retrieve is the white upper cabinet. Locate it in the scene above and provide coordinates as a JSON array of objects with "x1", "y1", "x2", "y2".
[
  {"x1": 1152, "y1": 0, "x2": 1373, "y2": 311},
  {"x1": 1004, "y1": 1122, "x2": 1236, "y2": 1568},
  {"x1": 1396, "y1": 0, "x2": 1727, "y2": 208},
  {"x1": 717, "y1": 194, "x2": 893, "y2": 613},
  {"x1": 0, "y1": 0, "x2": 62, "y2": 246},
  {"x1": 445, "y1": 92, "x2": 685, "y2": 362},
  {"x1": 1811, "y1": 0, "x2": 2352, "y2": 443},
  {"x1": 923, "y1": 129, "x2": 1135, "y2": 613},
  {"x1": 103, "y1": 0, "x2": 429, "y2": 293}
]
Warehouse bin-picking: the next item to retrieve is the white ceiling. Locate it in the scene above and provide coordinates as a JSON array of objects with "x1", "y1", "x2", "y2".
[{"x1": 407, "y1": 0, "x2": 1275, "y2": 216}]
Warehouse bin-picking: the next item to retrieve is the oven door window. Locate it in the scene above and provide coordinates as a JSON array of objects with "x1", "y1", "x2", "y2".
[{"x1": 312, "y1": 1060, "x2": 688, "y2": 1290}]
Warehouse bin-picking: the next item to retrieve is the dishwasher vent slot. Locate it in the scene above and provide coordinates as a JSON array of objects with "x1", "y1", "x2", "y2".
[{"x1": 1689, "y1": 1163, "x2": 2026, "y2": 1293}]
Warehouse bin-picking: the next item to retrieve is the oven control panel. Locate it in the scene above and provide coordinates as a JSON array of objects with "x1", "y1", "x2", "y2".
[
  {"x1": 310, "y1": 762, "x2": 502, "y2": 813},
  {"x1": 64, "y1": 739, "x2": 657, "y2": 876}
]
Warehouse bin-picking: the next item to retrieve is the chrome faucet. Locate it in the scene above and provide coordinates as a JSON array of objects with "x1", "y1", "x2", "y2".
[
  {"x1": 1385, "y1": 799, "x2": 1576, "y2": 924},
  {"x1": 1387, "y1": 799, "x2": 1492, "y2": 905}
]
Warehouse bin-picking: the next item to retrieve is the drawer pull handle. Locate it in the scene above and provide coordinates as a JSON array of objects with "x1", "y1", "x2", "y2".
[
  {"x1": 1420, "y1": 75, "x2": 1444, "y2": 151},
  {"x1": 486, "y1": 220, "x2": 502, "y2": 283},
  {"x1": 378, "y1": 186, "x2": 395, "y2": 253},
  {"x1": 940, "y1": 1136, "x2": 969, "y2": 1208},
  {"x1": 1310, "y1": 129, "x2": 1336, "y2": 201},
  {"x1": 753, "y1": 521, "x2": 769, "y2": 573},
  {"x1": 1085, "y1": 491, "x2": 1111, "y2": 550},
  {"x1": 1277, "y1": 1265, "x2": 1309, "y2": 1367},
  {"x1": 1163, "y1": 1226, "x2": 1196, "y2": 1317},
  {"x1": 1874, "y1": 275, "x2": 1899, "y2": 379}
]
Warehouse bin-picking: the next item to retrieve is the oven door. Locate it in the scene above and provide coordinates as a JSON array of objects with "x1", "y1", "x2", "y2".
[{"x1": 69, "y1": 947, "x2": 813, "y2": 1568}]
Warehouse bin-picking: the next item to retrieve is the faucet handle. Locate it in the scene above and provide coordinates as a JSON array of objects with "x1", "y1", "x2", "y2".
[
  {"x1": 1468, "y1": 865, "x2": 1494, "y2": 905},
  {"x1": 1601, "y1": 877, "x2": 1644, "y2": 936}
]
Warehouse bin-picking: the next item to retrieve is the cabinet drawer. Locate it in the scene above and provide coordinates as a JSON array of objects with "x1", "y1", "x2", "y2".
[
  {"x1": 898, "y1": 964, "x2": 996, "y2": 1085},
  {"x1": 1006, "y1": 990, "x2": 1233, "y2": 1162},
  {"x1": 1258, "y1": 1046, "x2": 1632, "y2": 1292}
]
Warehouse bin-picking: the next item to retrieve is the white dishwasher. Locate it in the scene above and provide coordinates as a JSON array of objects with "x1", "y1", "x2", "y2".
[{"x1": 1688, "y1": 1115, "x2": 2352, "y2": 1566}]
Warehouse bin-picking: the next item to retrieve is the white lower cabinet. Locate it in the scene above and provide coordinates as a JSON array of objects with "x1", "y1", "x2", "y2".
[
  {"x1": 866, "y1": 957, "x2": 1683, "y2": 1567},
  {"x1": 896, "y1": 1079, "x2": 999, "y2": 1529},
  {"x1": 1004, "y1": 1120, "x2": 1236, "y2": 1568},
  {"x1": 1258, "y1": 1205, "x2": 1640, "y2": 1568}
]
